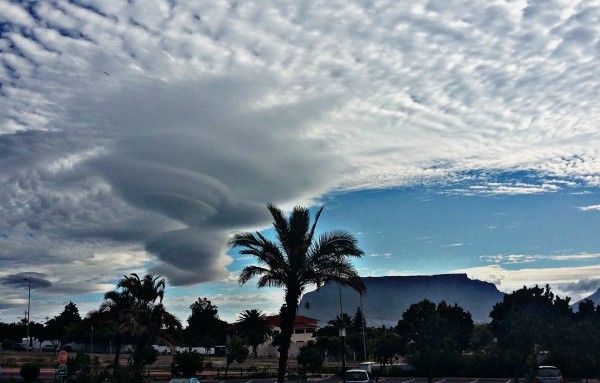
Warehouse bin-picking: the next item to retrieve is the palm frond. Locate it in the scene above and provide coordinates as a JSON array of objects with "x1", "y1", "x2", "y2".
[
  {"x1": 267, "y1": 202, "x2": 290, "y2": 252},
  {"x1": 307, "y1": 206, "x2": 324, "y2": 244},
  {"x1": 310, "y1": 231, "x2": 365, "y2": 259},
  {"x1": 257, "y1": 273, "x2": 286, "y2": 288},
  {"x1": 288, "y1": 206, "x2": 310, "y2": 248},
  {"x1": 238, "y1": 265, "x2": 270, "y2": 285}
]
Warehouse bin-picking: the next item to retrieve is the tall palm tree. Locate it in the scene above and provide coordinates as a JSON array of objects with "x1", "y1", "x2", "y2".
[
  {"x1": 235, "y1": 309, "x2": 272, "y2": 357},
  {"x1": 100, "y1": 289, "x2": 134, "y2": 366},
  {"x1": 229, "y1": 203, "x2": 366, "y2": 383},
  {"x1": 106, "y1": 273, "x2": 182, "y2": 382},
  {"x1": 327, "y1": 313, "x2": 353, "y2": 328},
  {"x1": 117, "y1": 273, "x2": 165, "y2": 306}
]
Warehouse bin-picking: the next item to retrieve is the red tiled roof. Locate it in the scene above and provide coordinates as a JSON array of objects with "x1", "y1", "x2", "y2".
[
  {"x1": 226, "y1": 314, "x2": 318, "y2": 332},
  {"x1": 265, "y1": 315, "x2": 318, "y2": 328}
]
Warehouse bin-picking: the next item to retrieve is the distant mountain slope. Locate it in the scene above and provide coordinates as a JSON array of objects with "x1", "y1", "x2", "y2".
[
  {"x1": 572, "y1": 288, "x2": 600, "y2": 310},
  {"x1": 298, "y1": 274, "x2": 504, "y2": 326}
]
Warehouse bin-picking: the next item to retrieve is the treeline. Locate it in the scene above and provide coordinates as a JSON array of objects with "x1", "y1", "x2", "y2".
[
  {"x1": 0, "y1": 273, "x2": 233, "y2": 383},
  {"x1": 0, "y1": 295, "x2": 229, "y2": 353},
  {"x1": 313, "y1": 284, "x2": 600, "y2": 382},
  {"x1": 3, "y1": 280, "x2": 600, "y2": 382}
]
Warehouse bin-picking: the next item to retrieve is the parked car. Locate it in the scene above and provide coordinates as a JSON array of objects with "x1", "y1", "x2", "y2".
[
  {"x1": 41, "y1": 344, "x2": 56, "y2": 352},
  {"x1": 345, "y1": 369, "x2": 370, "y2": 383},
  {"x1": 535, "y1": 366, "x2": 564, "y2": 383},
  {"x1": 169, "y1": 378, "x2": 201, "y2": 383},
  {"x1": 12, "y1": 343, "x2": 27, "y2": 351}
]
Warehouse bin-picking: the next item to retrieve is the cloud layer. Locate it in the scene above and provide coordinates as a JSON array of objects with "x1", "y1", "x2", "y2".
[{"x1": 2, "y1": 0, "x2": 600, "y2": 320}]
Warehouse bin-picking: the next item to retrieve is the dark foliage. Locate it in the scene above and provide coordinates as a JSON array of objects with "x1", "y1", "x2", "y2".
[
  {"x1": 170, "y1": 349, "x2": 204, "y2": 377},
  {"x1": 20, "y1": 363, "x2": 40, "y2": 382}
]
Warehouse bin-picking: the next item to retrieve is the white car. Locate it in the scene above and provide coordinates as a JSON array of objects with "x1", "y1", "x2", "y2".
[
  {"x1": 534, "y1": 366, "x2": 564, "y2": 383},
  {"x1": 345, "y1": 369, "x2": 370, "y2": 383}
]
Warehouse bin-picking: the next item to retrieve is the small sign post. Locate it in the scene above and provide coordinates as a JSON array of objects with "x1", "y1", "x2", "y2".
[
  {"x1": 58, "y1": 364, "x2": 68, "y2": 376},
  {"x1": 58, "y1": 350, "x2": 68, "y2": 365},
  {"x1": 57, "y1": 350, "x2": 68, "y2": 383}
]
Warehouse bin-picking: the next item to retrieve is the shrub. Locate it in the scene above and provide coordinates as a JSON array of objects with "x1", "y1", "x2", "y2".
[
  {"x1": 170, "y1": 349, "x2": 204, "y2": 377},
  {"x1": 1, "y1": 339, "x2": 13, "y2": 350},
  {"x1": 20, "y1": 363, "x2": 40, "y2": 382}
]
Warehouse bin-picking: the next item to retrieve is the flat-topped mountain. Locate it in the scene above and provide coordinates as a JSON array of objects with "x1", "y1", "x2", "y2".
[
  {"x1": 297, "y1": 274, "x2": 505, "y2": 326},
  {"x1": 573, "y1": 288, "x2": 600, "y2": 310}
]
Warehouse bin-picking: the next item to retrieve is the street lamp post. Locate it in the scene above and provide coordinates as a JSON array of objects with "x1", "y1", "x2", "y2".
[
  {"x1": 24, "y1": 277, "x2": 32, "y2": 354},
  {"x1": 339, "y1": 324, "x2": 347, "y2": 383},
  {"x1": 360, "y1": 294, "x2": 367, "y2": 361},
  {"x1": 338, "y1": 283, "x2": 346, "y2": 383}
]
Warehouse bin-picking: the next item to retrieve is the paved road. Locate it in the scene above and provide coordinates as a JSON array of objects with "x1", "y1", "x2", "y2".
[
  {"x1": 0, "y1": 368, "x2": 515, "y2": 383},
  {"x1": 199, "y1": 378, "x2": 514, "y2": 383}
]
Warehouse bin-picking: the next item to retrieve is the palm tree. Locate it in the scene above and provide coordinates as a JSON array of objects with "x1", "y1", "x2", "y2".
[
  {"x1": 235, "y1": 309, "x2": 272, "y2": 357},
  {"x1": 327, "y1": 313, "x2": 353, "y2": 328},
  {"x1": 106, "y1": 273, "x2": 182, "y2": 382},
  {"x1": 101, "y1": 289, "x2": 134, "y2": 366},
  {"x1": 229, "y1": 203, "x2": 366, "y2": 383}
]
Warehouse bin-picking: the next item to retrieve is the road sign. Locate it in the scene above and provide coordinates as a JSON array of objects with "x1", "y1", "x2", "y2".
[
  {"x1": 58, "y1": 350, "x2": 68, "y2": 365},
  {"x1": 57, "y1": 364, "x2": 68, "y2": 376}
]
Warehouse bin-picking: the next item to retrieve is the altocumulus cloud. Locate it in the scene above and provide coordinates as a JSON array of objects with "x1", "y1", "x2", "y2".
[{"x1": 2, "y1": 0, "x2": 600, "y2": 317}]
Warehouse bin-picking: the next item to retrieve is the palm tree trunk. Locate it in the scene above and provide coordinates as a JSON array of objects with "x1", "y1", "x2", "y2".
[
  {"x1": 133, "y1": 335, "x2": 148, "y2": 383},
  {"x1": 277, "y1": 293, "x2": 299, "y2": 383},
  {"x1": 113, "y1": 333, "x2": 123, "y2": 366}
]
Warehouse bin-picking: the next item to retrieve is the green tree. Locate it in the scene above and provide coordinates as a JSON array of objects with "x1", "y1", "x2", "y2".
[
  {"x1": 45, "y1": 301, "x2": 82, "y2": 344},
  {"x1": 352, "y1": 306, "x2": 367, "y2": 331},
  {"x1": 101, "y1": 289, "x2": 135, "y2": 365},
  {"x1": 113, "y1": 273, "x2": 183, "y2": 382},
  {"x1": 224, "y1": 338, "x2": 249, "y2": 377},
  {"x1": 297, "y1": 342, "x2": 324, "y2": 376},
  {"x1": 230, "y1": 203, "x2": 366, "y2": 383},
  {"x1": 543, "y1": 299, "x2": 600, "y2": 379},
  {"x1": 235, "y1": 309, "x2": 271, "y2": 357},
  {"x1": 65, "y1": 350, "x2": 104, "y2": 383},
  {"x1": 184, "y1": 298, "x2": 227, "y2": 346},
  {"x1": 328, "y1": 313, "x2": 353, "y2": 328},
  {"x1": 321, "y1": 313, "x2": 356, "y2": 361},
  {"x1": 489, "y1": 285, "x2": 572, "y2": 383},
  {"x1": 372, "y1": 333, "x2": 401, "y2": 383},
  {"x1": 396, "y1": 300, "x2": 473, "y2": 383},
  {"x1": 170, "y1": 349, "x2": 205, "y2": 377},
  {"x1": 1, "y1": 338, "x2": 13, "y2": 350},
  {"x1": 314, "y1": 334, "x2": 342, "y2": 359},
  {"x1": 20, "y1": 363, "x2": 40, "y2": 382}
]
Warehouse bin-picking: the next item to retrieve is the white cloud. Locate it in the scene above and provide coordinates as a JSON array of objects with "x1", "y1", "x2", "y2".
[
  {"x1": 1, "y1": 0, "x2": 600, "y2": 320},
  {"x1": 452, "y1": 264, "x2": 600, "y2": 301},
  {"x1": 579, "y1": 204, "x2": 600, "y2": 211},
  {"x1": 481, "y1": 253, "x2": 600, "y2": 264}
]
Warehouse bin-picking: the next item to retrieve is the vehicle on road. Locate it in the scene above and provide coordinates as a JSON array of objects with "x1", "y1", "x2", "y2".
[
  {"x1": 11, "y1": 343, "x2": 27, "y2": 351},
  {"x1": 345, "y1": 369, "x2": 370, "y2": 383},
  {"x1": 41, "y1": 345, "x2": 56, "y2": 352},
  {"x1": 535, "y1": 366, "x2": 564, "y2": 383},
  {"x1": 168, "y1": 378, "x2": 201, "y2": 383}
]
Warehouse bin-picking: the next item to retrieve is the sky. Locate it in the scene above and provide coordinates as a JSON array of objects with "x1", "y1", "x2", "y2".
[{"x1": 1, "y1": 0, "x2": 600, "y2": 326}]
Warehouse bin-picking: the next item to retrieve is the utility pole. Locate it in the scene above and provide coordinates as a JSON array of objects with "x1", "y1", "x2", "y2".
[
  {"x1": 338, "y1": 284, "x2": 346, "y2": 383},
  {"x1": 24, "y1": 277, "x2": 32, "y2": 354},
  {"x1": 360, "y1": 294, "x2": 367, "y2": 361}
]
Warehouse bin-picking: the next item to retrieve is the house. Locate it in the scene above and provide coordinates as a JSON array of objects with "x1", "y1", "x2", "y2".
[
  {"x1": 228, "y1": 314, "x2": 319, "y2": 358},
  {"x1": 266, "y1": 314, "x2": 318, "y2": 344}
]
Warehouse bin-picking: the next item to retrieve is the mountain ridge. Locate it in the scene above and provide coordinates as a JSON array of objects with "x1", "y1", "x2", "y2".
[
  {"x1": 298, "y1": 274, "x2": 504, "y2": 325},
  {"x1": 573, "y1": 287, "x2": 600, "y2": 309}
]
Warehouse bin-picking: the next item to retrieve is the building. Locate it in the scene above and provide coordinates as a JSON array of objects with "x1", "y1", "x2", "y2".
[{"x1": 228, "y1": 314, "x2": 319, "y2": 358}]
